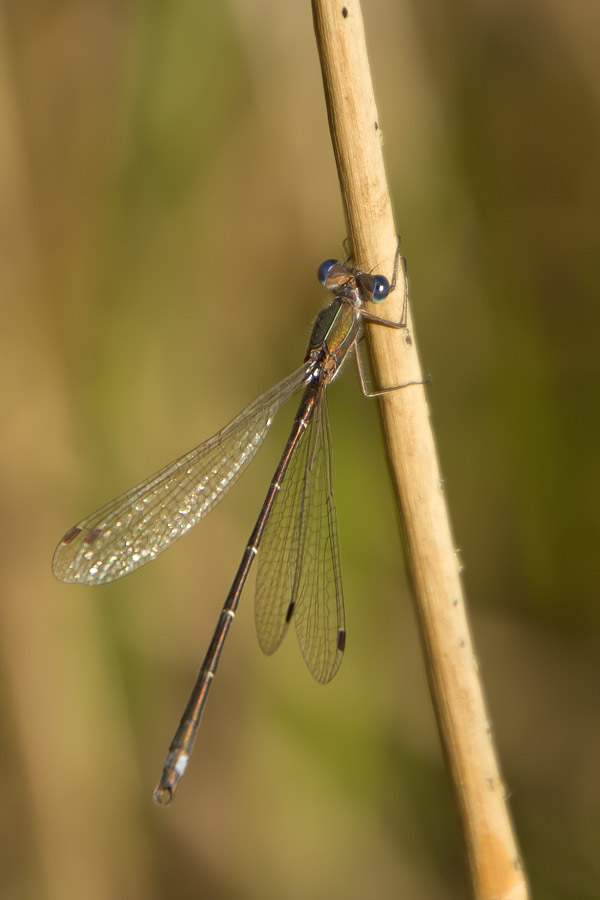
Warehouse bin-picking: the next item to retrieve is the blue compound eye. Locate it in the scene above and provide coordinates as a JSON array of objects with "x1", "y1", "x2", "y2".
[
  {"x1": 317, "y1": 259, "x2": 339, "y2": 286},
  {"x1": 371, "y1": 275, "x2": 390, "y2": 303}
]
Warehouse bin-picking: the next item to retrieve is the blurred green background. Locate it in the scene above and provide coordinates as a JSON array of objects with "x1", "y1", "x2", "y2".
[{"x1": 1, "y1": 1, "x2": 599, "y2": 898}]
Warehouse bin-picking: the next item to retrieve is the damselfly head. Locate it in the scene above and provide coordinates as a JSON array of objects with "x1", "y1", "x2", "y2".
[{"x1": 319, "y1": 259, "x2": 391, "y2": 305}]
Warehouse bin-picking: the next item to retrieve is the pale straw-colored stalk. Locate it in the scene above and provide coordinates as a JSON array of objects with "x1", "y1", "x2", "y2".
[{"x1": 312, "y1": 2, "x2": 529, "y2": 897}]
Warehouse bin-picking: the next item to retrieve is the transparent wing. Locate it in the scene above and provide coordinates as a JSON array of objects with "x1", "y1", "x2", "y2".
[
  {"x1": 293, "y1": 394, "x2": 345, "y2": 683},
  {"x1": 52, "y1": 362, "x2": 312, "y2": 585},
  {"x1": 254, "y1": 400, "x2": 314, "y2": 657},
  {"x1": 255, "y1": 391, "x2": 345, "y2": 684}
]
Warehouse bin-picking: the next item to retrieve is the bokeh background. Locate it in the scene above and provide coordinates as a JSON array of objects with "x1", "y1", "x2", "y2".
[{"x1": 1, "y1": 1, "x2": 599, "y2": 898}]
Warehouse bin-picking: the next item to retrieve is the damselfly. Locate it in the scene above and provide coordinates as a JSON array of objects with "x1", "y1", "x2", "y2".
[{"x1": 53, "y1": 247, "x2": 412, "y2": 804}]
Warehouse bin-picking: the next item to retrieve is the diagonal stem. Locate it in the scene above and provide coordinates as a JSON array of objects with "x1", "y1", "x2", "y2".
[{"x1": 311, "y1": 2, "x2": 529, "y2": 898}]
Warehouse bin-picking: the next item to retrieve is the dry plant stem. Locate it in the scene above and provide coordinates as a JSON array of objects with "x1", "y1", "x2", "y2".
[{"x1": 312, "y1": 2, "x2": 529, "y2": 898}]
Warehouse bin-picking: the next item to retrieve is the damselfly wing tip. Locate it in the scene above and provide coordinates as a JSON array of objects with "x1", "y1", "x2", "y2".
[{"x1": 51, "y1": 550, "x2": 75, "y2": 584}]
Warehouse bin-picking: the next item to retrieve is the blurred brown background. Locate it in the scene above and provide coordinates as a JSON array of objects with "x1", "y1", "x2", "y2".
[{"x1": 1, "y1": 1, "x2": 599, "y2": 898}]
